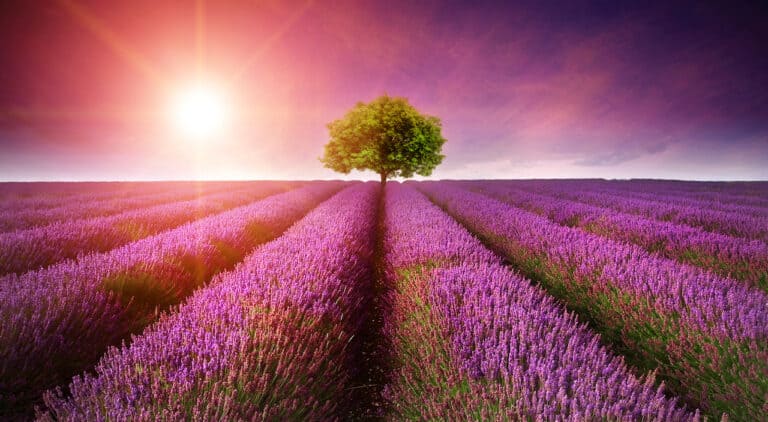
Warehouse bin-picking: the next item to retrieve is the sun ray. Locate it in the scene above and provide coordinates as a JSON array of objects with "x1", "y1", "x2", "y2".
[
  {"x1": 0, "y1": 106, "x2": 156, "y2": 123},
  {"x1": 55, "y1": 0, "x2": 167, "y2": 88},
  {"x1": 228, "y1": 0, "x2": 315, "y2": 85},
  {"x1": 196, "y1": 0, "x2": 206, "y2": 79}
]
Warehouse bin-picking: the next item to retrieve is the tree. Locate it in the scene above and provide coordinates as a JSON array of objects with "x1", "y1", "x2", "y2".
[{"x1": 320, "y1": 95, "x2": 446, "y2": 185}]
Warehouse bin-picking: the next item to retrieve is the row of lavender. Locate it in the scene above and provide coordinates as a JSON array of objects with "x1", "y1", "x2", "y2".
[
  {"x1": 572, "y1": 184, "x2": 768, "y2": 218},
  {"x1": 417, "y1": 181, "x2": 768, "y2": 420},
  {"x1": 0, "y1": 182, "x2": 344, "y2": 417},
  {"x1": 510, "y1": 179, "x2": 768, "y2": 218},
  {"x1": 0, "y1": 182, "x2": 293, "y2": 275},
  {"x1": 0, "y1": 181, "x2": 261, "y2": 211},
  {"x1": 495, "y1": 180, "x2": 768, "y2": 242},
  {"x1": 39, "y1": 182, "x2": 380, "y2": 420},
  {"x1": 459, "y1": 181, "x2": 768, "y2": 289},
  {"x1": 0, "y1": 182, "x2": 273, "y2": 233},
  {"x1": 508, "y1": 179, "x2": 768, "y2": 208},
  {"x1": 38, "y1": 183, "x2": 699, "y2": 420},
  {"x1": 0, "y1": 182, "x2": 172, "y2": 202},
  {"x1": 382, "y1": 184, "x2": 695, "y2": 420}
]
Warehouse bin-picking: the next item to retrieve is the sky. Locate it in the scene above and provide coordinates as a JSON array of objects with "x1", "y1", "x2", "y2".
[{"x1": 0, "y1": 0, "x2": 766, "y2": 181}]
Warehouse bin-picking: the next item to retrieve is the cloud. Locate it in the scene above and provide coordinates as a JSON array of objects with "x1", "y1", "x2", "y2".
[{"x1": 573, "y1": 140, "x2": 673, "y2": 167}]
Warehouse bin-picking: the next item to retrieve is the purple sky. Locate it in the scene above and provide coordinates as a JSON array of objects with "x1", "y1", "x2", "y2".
[{"x1": 0, "y1": 0, "x2": 766, "y2": 181}]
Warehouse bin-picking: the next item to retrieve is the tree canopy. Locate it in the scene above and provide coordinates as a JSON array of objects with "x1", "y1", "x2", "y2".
[{"x1": 320, "y1": 95, "x2": 446, "y2": 184}]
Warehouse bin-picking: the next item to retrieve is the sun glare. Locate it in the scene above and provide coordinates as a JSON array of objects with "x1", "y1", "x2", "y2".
[{"x1": 170, "y1": 83, "x2": 229, "y2": 140}]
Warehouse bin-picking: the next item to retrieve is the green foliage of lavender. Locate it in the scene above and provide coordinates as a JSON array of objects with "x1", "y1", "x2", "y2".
[
  {"x1": 418, "y1": 181, "x2": 768, "y2": 420},
  {"x1": 0, "y1": 183, "x2": 292, "y2": 275},
  {"x1": 40, "y1": 183, "x2": 379, "y2": 420},
  {"x1": 0, "y1": 182, "x2": 343, "y2": 418},
  {"x1": 464, "y1": 181, "x2": 768, "y2": 289},
  {"x1": 382, "y1": 184, "x2": 696, "y2": 420},
  {"x1": 0, "y1": 179, "x2": 763, "y2": 419}
]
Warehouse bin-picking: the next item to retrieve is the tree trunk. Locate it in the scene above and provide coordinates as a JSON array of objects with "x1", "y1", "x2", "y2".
[{"x1": 380, "y1": 173, "x2": 387, "y2": 186}]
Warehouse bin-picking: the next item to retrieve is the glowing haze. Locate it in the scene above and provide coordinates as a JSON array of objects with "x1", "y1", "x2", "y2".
[{"x1": 0, "y1": 0, "x2": 766, "y2": 181}]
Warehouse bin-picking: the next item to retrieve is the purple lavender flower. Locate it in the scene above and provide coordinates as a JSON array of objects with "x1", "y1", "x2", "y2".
[
  {"x1": 39, "y1": 182, "x2": 378, "y2": 420},
  {"x1": 0, "y1": 181, "x2": 344, "y2": 418},
  {"x1": 0, "y1": 182, "x2": 294, "y2": 275},
  {"x1": 383, "y1": 183, "x2": 696, "y2": 420},
  {"x1": 417, "y1": 181, "x2": 767, "y2": 419}
]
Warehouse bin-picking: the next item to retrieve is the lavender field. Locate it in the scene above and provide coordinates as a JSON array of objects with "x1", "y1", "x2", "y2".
[{"x1": 0, "y1": 180, "x2": 766, "y2": 420}]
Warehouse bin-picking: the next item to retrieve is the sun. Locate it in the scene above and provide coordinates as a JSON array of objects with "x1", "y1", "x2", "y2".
[{"x1": 170, "y1": 83, "x2": 229, "y2": 140}]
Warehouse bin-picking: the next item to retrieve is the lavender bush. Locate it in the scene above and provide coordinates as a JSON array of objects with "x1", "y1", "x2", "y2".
[
  {"x1": 0, "y1": 182, "x2": 343, "y2": 418},
  {"x1": 509, "y1": 180, "x2": 768, "y2": 242},
  {"x1": 0, "y1": 182, "x2": 293, "y2": 275},
  {"x1": 418, "y1": 181, "x2": 768, "y2": 420},
  {"x1": 39, "y1": 182, "x2": 378, "y2": 420},
  {"x1": 464, "y1": 182, "x2": 768, "y2": 289},
  {"x1": 0, "y1": 181, "x2": 238, "y2": 213},
  {"x1": 383, "y1": 183, "x2": 696, "y2": 420},
  {"x1": 0, "y1": 182, "x2": 269, "y2": 233}
]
